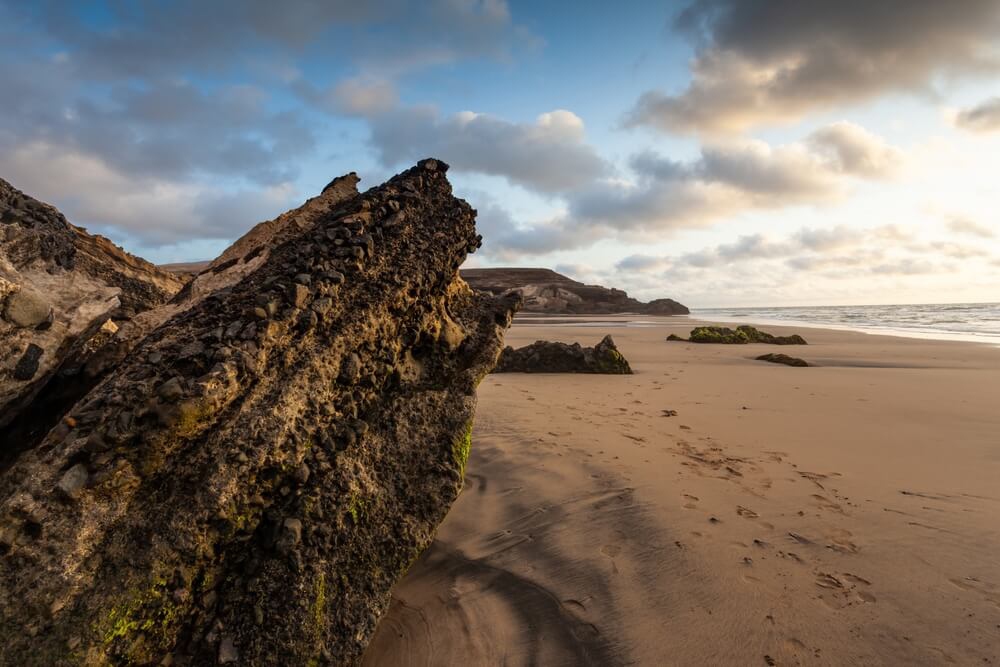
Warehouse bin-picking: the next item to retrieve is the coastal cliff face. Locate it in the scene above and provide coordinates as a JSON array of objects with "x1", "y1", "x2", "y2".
[
  {"x1": 460, "y1": 267, "x2": 688, "y2": 315},
  {"x1": 0, "y1": 160, "x2": 518, "y2": 666},
  {"x1": 0, "y1": 179, "x2": 184, "y2": 461}
]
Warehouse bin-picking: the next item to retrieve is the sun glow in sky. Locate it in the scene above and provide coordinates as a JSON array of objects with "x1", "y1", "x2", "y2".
[{"x1": 1, "y1": 1, "x2": 999, "y2": 307}]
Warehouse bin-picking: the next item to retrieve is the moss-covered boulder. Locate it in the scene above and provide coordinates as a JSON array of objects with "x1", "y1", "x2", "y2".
[
  {"x1": 0, "y1": 159, "x2": 519, "y2": 666},
  {"x1": 494, "y1": 334, "x2": 632, "y2": 374},
  {"x1": 684, "y1": 325, "x2": 807, "y2": 345}
]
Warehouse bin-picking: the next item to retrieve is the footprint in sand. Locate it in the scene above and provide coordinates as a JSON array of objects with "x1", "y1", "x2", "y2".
[
  {"x1": 824, "y1": 529, "x2": 859, "y2": 554},
  {"x1": 810, "y1": 494, "x2": 845, "y2": 514},
  {"x1": 562, "y1": 598, "x2": 589, "y2": 613},
  {"x1": 949, "y1": 576, "x2": 1000, "y2": 608},
  {"x1": 598, "y1": 539, "x2": 622, "y2": 558},
  {"x1": 814, "y1": 573, "x2": 843, "y2": 590},
  {"x1": 682, "y1": 493, "x2": 699, "y2": 509},
  {"x1": 797, "y1": 471, "x2": 829, "y2": 490},
  {"x1": 815, "y1": 571, "x2": 877, "y2": 606},
  {"x1": 778, "y1": 551, "x2": 806, "y2": 564},
  {"x1": 736, "y1": 506, "x2": 759, "y2": 519}
]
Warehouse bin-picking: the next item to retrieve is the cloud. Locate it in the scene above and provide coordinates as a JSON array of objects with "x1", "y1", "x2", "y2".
[
  {"x1": 331, "y1": 79, "x2": 399, "y2": 116},
  {"x1": 367, "y1": 107, "x2": 611, "y2": 194},
  {"x1": 472, "y1": 122, "x2": 903, "y2": 258},
  {"x1": 0, "y1": 141, "x2": 297, "y2": 245},
  {"x1": 0, "y1": 0, "x2": 537, "y2": 248},
  {"x1": 954, "y1": 97, "x2": 1000, "y2": 132},
  {"x1": 807, "y1": 122, "x2": 903, "y2": 178},
  {"x1": 947, "y1": 217, "x2": 995, "y2": 238},
  {"x1": 572, "y1": 124, "x2": 902, "y2": 232},
  {"x1": 613, "y1": 223, "x2": 994, "y2": 282},
  {"x1": 17, "y1": 0, "x2": 535, "y2": 80},
  {"x1": 626, "y1": 0, "x2": 1000, "y2": 134}
]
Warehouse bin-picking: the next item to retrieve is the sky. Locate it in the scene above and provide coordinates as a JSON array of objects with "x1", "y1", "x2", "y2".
[{"x1": 1, "y1": 1, "x2": 999, "y2": 307}]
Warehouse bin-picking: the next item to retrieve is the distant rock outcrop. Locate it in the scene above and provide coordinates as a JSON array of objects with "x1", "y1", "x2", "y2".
[
  {"x1": 0, "y1": 178, "x2": 184, "y2": 462},
  {"x1": 669, "y1": 325, "x2": 807, "y2": 345},
  {"x1": 756, "y1": 353, "x2": 810, "y2": 367},
  {"x1": 460, "y1": 268, "x2": 688, "y2": 315},
  {"x1": 494, "y1": 334, "x2": 632, "y2": 374},
  {"x1": 0, "y1": 159, "x2": 518, "y2": 665}
]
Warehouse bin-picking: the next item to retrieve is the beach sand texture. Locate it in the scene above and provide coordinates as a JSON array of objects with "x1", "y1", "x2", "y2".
[{"x1": 364, "y1": 317, "x2": 1000, "y2": 666}]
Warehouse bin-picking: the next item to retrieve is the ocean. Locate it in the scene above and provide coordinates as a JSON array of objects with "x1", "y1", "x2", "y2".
[{"x1": 692, "y1": 302, "x2": 1000, "y2": 344}]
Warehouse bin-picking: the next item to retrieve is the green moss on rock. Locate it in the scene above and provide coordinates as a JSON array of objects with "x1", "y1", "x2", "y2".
[
  {"x1": 688, "y1": 325, "x2": 807, "y2": 345},
  {"x1": 452, "y1": 419, "x2": 473, "y2": 478}
]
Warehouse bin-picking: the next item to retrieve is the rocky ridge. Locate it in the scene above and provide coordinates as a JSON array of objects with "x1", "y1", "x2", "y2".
[{"x1": 0, "y1": 159, "x2": 518, "y2": 666}]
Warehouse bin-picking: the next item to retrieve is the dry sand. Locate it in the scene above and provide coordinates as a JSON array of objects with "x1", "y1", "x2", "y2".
[{"x1": 364, "y1": 317, "x2": 1000, "y2": 666}]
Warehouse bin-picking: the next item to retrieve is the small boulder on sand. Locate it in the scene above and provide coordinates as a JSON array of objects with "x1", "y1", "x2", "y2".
[
  {"x1": 494, "y1": 334, "x2": 633, "y2": 374},
  {"x1": 756, "y1": 353, "x2": 810, "y2": 367},
  {"x1": 669, "y1": 325, "x2": 807, "y2": 345}
]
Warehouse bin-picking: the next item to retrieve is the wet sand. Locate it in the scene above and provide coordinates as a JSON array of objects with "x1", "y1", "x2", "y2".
[{"x1": 364, "y1": 317, "x2": 1000, "y2": 666}]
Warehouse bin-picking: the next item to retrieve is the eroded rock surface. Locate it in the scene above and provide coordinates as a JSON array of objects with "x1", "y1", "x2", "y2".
[
  {"x1": 494, "y1": 334, "x2": 632, "y2": 374},
  {"x1": 0, "y1": 179, "x2": 184, "y2": 461},
  {"x1": 119, "y1": 173, "x2": 362, "y2": 352},
  {"x1": 670, "y1": 326, "x2": 807, "y2": 345},
  {"x1": 461, "y1": 268, "x2": 688, "y2": 315},
  {"x1": 0, "y1": 159, "x2": 518, "y2": 666}
]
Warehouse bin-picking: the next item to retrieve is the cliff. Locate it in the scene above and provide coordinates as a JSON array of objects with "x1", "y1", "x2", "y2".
[
  {"x1": 460, "y1": 267, "x2": 688, "y2": 315},
  {"x1": 0, "y1": 159, "x2": 518, "y2": 666}
]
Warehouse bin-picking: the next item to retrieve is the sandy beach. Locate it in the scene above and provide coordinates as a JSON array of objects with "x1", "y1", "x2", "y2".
[{"x1": 364, "y1": 316, "x2": 1000, "y2": 666}]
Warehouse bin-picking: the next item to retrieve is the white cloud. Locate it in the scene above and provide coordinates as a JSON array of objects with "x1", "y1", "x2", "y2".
[
  {"x1": 947, "y1": 217, "x2": 995, "y2": 238},
  {"x1": 366, "y1": 106, "x2": 610, "y2": 194},
  {"x1": 0, "y1": 141, "x2": 297, "y2": 245},
  {"x1": 473, "y1": 122, "x2": 905, "y2": 258}
]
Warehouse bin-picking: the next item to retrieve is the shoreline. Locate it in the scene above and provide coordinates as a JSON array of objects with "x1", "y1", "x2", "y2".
[
  {"x1": 366, "y1": 317, "x2": 1000, "y2": 666},
  {"x1": 512, "y1": 312, "x2": 1000, "y2": 346}
]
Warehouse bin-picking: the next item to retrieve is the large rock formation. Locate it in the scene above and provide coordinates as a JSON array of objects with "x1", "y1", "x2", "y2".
[
  {"x1": 0, "y1": 179, "x2": 184, "y2": 464},
  {"x1": 1, "y1": 174, "x2": 364, "y2": 470},
  {"x1": 460, "y1": 268, "x2": 688, "y2": 315},
  {"x1": 0, "y1": 159, "x2": 518, "y2": 666},
  {"x1": 494, "y1": 334, "x2": 632, "y2": 374}
]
